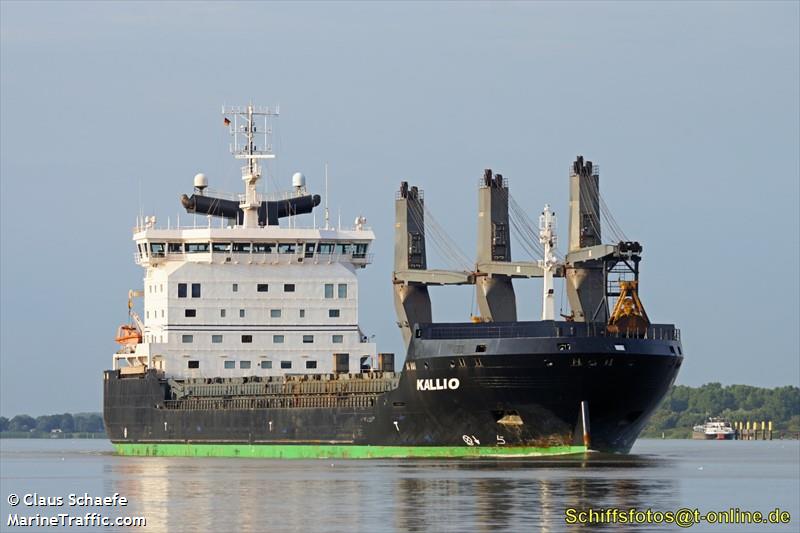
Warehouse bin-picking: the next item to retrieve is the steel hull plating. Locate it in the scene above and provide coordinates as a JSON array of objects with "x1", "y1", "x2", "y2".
[{"x1": 104, "y1": 347, "x2": 682, "y2": 457}]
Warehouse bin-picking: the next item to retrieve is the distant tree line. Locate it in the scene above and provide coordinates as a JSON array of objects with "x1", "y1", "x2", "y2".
[
  {"x1": 0, "y1": 413, "x2": 104, "y2": 436},
  {"x1": 642, "y1": 383, "x2": 800, "y2": 438}
]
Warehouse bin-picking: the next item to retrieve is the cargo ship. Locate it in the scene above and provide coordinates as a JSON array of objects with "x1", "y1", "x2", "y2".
[{"x1": 103, "y1": 104, "x2": 683, "y2": 458}]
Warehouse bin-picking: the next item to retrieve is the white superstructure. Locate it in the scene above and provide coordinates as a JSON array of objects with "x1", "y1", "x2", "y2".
[
  {"x1": 113, "y1": 105, "x2": 379, "y2": 378},
  {"x1": 538, "y1": 204, "x2": 558, "y2": 321}
]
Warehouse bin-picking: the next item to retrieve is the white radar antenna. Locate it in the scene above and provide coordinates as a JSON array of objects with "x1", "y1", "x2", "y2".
[
  {"x1": 538, "y1": 204, "x2": 558, "y2": 321},
  {"x1": 222, "y1": 103, "x2": 279, "y2": 228}
]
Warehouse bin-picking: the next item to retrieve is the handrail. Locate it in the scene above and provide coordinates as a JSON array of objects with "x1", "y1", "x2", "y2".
[
  {"x1": 136, "y1": 251, "x2": 374, "y2": 265},
  {"x1": 419, "y1": 322, "x2": 680, "y2": 341}
]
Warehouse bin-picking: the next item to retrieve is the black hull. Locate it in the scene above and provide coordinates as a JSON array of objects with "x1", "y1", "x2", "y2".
[{"x1": 105, "y1": 330, "x2": 682, "y2": 455}]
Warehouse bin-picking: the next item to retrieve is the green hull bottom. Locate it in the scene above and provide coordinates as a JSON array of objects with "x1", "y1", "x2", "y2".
[{"x1": 114, "y1": 442, "x2": 588, "y2": 459}]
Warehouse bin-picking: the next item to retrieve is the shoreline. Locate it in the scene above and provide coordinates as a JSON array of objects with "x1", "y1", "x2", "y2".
[{"x1": 0, "y1": 432, "x2": 105, "y2": 439}]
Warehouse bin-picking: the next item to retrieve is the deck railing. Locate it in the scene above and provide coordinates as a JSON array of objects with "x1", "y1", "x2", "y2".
[
  {"x1": 419, "y1": 322, "x2": 680, "y2": 341},
  {"x1": 135, "y1": 251, "x2": 374, "y2": 266}
]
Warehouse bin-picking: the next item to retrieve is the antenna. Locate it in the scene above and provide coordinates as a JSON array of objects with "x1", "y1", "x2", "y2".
[
  {"x1": 221, "y1": 104, "x2": 279, "y2": 228},
  {"x1": 324, "y1": 163, "x2": 330, "y2": 230},
  {"x1": 138, "y1": 179, "x2": 143, "y2": 229}
]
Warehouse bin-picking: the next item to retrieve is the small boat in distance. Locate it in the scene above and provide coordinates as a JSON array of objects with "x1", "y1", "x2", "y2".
[{"x1": 692, "y1": 417, "x2": 735, "y2": 440}]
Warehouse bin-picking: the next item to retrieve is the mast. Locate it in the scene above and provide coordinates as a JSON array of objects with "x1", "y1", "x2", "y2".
[
  {"x1": 565, "y1": 156, "x2": 607, "y2": 322},
  {"x1": 475, "y1": 170, "x2": 517, "y2": 322},
  {"x1": 538, "y1": 204, "x2": 557, "y2": 320},
  {"x1": 222, "y1": 104, "x2": 279, "y2": 228}
]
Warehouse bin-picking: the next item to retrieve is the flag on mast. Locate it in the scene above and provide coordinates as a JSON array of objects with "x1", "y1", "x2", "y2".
[{"x1": 223, "y1": 117, "x2": 231, "y2": 126}]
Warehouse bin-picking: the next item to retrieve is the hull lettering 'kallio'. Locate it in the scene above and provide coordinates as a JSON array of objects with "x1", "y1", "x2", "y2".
[
  {"x1": 417, "y1": 378, "x2": 460, "y2": 391},
  {"x1": 104, "y1": 104, "x2": 683, "y2": 459}
]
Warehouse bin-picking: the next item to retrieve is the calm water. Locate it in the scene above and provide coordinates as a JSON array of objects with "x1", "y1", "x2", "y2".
[{"x1": 1, "y1": 439, "x2": 798, "y2": 532}]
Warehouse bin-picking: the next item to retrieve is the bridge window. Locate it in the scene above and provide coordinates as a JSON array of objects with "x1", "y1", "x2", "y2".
[
  {"x1": 335, "y1": 243, "x2": 351, "y2": 255},
  {"x1": 278, "y1": 243, "x2": 295, "y2": 254},
  {"x1": 305, "y1": 242, "x2": 316, "y2": 257},
  {"x1": 233, "y1": 242, "x2": 251, "y2": 253},
  {"x1": 299, "y1": 309, "x2": 306, "y2": 318},
  {"x1": 212, "y1": 335, "x2": 223, "y2": 343},
  {"x1": 241, "y1": 335, "x2": 253, "y2": 343},
  {"x1": 302, "y1": 335, "x2": 314, "y2": 344},
  {"x1": 284, "y1": 283, "x2": 295, "y2": 292},
  {"x1": 324, "y1": 284, "x2": 334, "y2": 298},
  {"x1": 232, "y1": 283, "x2": 238, "y2": 292},
  {"x1": 253, "y1": 243, "x2": 276, "y2": 253},
  {"x1": 220, "y1": 309, "x2": 226, "y2": 318},
  {"x1": 150, "y1": 243, "x2": 165, "y2": 257},
  {"x1": 281, "y1": 360, "x2": 292, "y2": 369},
  {"x1": 186, "y1": 243, "x2": 209, "y2": 253},
  {"x1": 240, "y1": 361, "x2": 251, "y2": 369},
  {"x1": 270, "y1": 309, "x2": 281, "y2": 318},
  {"x1": 306, "y1": 360, "x2": 317, "y2": 369},
  {"x1": 187, "y1": 360, "x2": 199, "y2": 369},
  {"x1": 260, "y1": 360, "x2": 272, "y2": 369},
  {"x1": 239, "y1": 309, "x2": 245, "y2": 318},
  {"x1": 168, "y1": 243, "x2": 183, "y2": 253},
  {"x1": 181, "y1": 335, "x2": 193, "y2": 343},
  {"x1": 185, "y1": 309, "x2": 196, "y2": 318},
  {"x1": 329, "y1": 309, "x2": 340, "y2": 318},
  {"x1": 191, "y1": 283, "x2": 201, "y2": 298},
  {"x1": 178, "y1": 283, "x2": 187, "y2": 298},
  {"x1": 332, "y1": 335, "x2": 343, "y2": 344},
  {"x1": 257, "y1": 284, "x2": 269, "y2": 292},
  {"x1": 319, "y1": 243, "x2": 334, "y2": 254},
  {"x1": 353, "y1": 243, "x2": 368, "y2": 258},
  {"x1": 273, "y1": 335, "x2": 284, "y2": 344},
  {"x1": 338, "y1": 284, "x2": 347, "y2": 298},
  {"x1": 212, "y1": 242, "x2": 231, "y2": 253},
  {"x1": 224, "y1": 360, "x2": 235, "y2": 369}
]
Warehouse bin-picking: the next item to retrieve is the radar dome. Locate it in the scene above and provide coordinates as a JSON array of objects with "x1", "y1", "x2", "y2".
[
  {"x1": 292, "y1": 172, "x2": 306, "y2": 189},
  {"x1": 193, "y1": 173, "x2": 208, "y2": 190}
]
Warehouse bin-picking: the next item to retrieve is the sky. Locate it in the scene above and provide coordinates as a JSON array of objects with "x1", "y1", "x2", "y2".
[{"x1": 1, "y1": 1, "x2": 798, "y2": 417}]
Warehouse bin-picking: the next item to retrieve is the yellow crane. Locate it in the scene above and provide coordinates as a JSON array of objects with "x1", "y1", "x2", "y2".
[{"x1": 608, "y1": 280, "x2": 650, "y2": 335}]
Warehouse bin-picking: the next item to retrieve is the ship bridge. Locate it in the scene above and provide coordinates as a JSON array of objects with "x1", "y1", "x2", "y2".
[
  {"x1": 133, "y1": 224, "x2": 374, "y2": 268},
  {"x1": 113, "y1": 104, "x2": 385, "y2": 380}
]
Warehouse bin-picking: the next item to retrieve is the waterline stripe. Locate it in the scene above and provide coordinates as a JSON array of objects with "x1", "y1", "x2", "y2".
[{"x1": 114, "y1": 442, "x2": 587, "y2": 459}]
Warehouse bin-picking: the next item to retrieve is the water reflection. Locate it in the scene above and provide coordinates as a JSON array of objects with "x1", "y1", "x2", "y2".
[
  {"x1": 387, "y1": 454, "x2": 678, "y2": 533},
  {"x1": 106, "y1": 451, "x2": 679, "y2": 532}
]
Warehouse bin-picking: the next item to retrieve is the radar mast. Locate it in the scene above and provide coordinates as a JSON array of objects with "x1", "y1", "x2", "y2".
[
  {"x1": 539, "y1": 204, "x2": 558, "y2": 320},
  {"x1": 222, "y1": 104, "x2": 279, "y2": 227}
]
